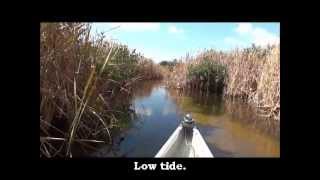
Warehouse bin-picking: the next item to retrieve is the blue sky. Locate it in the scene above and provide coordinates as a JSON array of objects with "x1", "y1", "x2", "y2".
[{"x1": 91, "y1": 23, "x2": 279, "y2": 63}]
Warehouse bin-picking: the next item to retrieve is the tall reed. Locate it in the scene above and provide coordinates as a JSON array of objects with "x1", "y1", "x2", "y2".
[
  {"x1": 40, "y1": 23, "x2": 162, "y2": 157},
  {"x1": 165, "y1": 45, "x2": 280, "y2": 122}
]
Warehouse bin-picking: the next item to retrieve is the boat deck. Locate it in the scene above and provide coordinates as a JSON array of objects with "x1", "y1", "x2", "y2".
[{"x1": 156, "y1": 125, "x2": 213, "y2": 157}]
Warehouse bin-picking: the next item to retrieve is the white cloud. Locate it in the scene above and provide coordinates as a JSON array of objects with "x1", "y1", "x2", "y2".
[
  {"x1": 236, "y1": 23, "x2": 253, "y2": 34},
  {"x1": 108, "y1": 23, "x2": 160, "y2": 32},
  {"x1": 251, "y1": 27, "x2": 279, "y2": 46},
  {"x1": 228, "y1": 23, "x2": 279, "y2": 47},
  {"x1": 130, "y1": 44, "x2": 181, "y2": 63},
  {"x1": 168, "y1": 25, "x2": 184, "y2": 34}
]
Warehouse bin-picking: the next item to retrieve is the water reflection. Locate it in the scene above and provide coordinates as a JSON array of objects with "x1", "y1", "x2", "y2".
[
  {"x1": 93, "y1": 80, "x2": 280, "y2": 157},
  {"x1": 135, "y1": 106, "x2": 153, "y2": 116},
  {"x1": 167, "y1": 87, "x2": 279, "y2": 157}
]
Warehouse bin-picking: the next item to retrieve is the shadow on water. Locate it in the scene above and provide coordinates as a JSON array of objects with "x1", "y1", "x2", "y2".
[{"x1": 91, "y1": 80, "x2": 280, "y2": 157}]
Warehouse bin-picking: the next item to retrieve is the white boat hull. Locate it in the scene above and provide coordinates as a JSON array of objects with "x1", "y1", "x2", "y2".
[{"x1": 155, "y1": 125, "x2": 214, "y2": 158}]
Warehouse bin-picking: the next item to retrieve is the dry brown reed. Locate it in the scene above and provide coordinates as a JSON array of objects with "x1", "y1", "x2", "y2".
[
  {"x1": 165, "y1": 45, "x2": 280, "y2": 122},
  {"x1": 40, "y1": 23, "x2": 162, "y2": 157}
]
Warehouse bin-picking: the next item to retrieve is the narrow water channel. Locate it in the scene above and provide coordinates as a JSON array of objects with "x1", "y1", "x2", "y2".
[{"x1": 92, "y1": 80, "x2": 280, "y2": 157}]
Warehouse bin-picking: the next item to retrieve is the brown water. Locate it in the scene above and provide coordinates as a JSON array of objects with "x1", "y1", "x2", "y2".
[{"x1": 92, "y1": 80, "x2": 280, "y2": 157}]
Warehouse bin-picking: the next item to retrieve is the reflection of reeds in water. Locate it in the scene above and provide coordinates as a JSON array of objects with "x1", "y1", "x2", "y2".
[
  {"x1": 209, "y1": 118, "x2": 280, "y2": 157},
  {"x1": 167, "y1": 88, "x2": 224, "y2": 114},
  {"x1": 131, "y1": 80, "x2": 163, "y2": 99},
  {"x1": 167, "y1": 89, "x2": 279, "y2": 156},
  {"x1": 165, "y1": 88, "x2": 226, "y2": 126},
  {"x1": 166, "y1": 87, "x2": 279, "y2": 138},
  {"x1": 224, "y1": 98, "x2": 279, "y2": 138}
]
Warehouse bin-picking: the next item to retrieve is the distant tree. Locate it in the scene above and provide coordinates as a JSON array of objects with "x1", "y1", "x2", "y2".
[
  {"x1": 159, "y1": 61, "x2": 169, "y2": 66},
  {"x1": 173, "y1": 59, "x2": 177, "y2": 65},
  {"x1": 159, "y1": 59, "x2": 180, "y2": 72}
]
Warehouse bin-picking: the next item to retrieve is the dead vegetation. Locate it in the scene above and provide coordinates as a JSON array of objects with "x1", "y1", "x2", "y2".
[
  {"x1": 40, "y1": 23, "x2": 162, "y2": 157},
  {"x1": 165, "y1": 45, "x2": 280, "y2": 122}
]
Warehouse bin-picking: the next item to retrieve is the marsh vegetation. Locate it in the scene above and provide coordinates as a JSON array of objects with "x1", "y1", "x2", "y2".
[{"x1": 40, "y1": 23, "x2": 279, "y2": 158}]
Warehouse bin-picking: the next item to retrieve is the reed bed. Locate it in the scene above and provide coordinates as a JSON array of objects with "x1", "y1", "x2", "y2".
[
  {"x1": 40, "y1": 23, "x2": 162, "y2": 158},
  {"x1": 165, "y1": 45, "x2": 280, "y2": 122}
]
